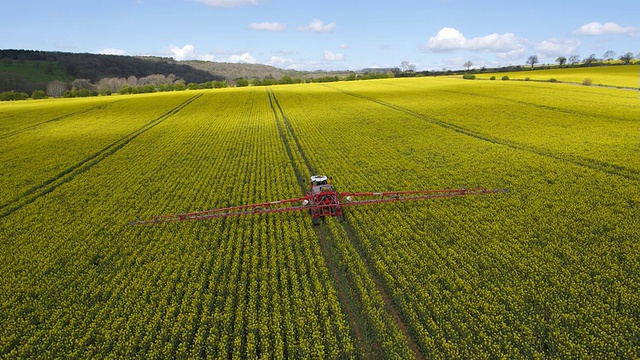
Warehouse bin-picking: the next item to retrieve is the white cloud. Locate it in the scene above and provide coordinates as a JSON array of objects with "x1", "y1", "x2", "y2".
[
  {"x1": 536, "y1": 38, "x2": 581, "y2": 57},
  {"x1": 495, "y1": 47, "x2": 527, "y2": 61},
  {"x1": 192, "y1": 0, "x2": 260, "y2": 7},
  {"x1": 228, "y1": 52, "x2": 257, "y2": 63},
  {"x1": 170, "y1": 45, "x2": 197, "y2": 60},
  {"x1": 99, "y1": 48, "x2": 126, "y2": 55},
  {"x1": 297, "y1": 19, "x2": 335, "y2": 33},
  {"x1": 426, "y1": 27, "x2": 524, "y2": 54},
  {"x1": 249, "y1": 22, "x2": 286, "y2": 32},
  {"x1": 323, "y1": 50, "x2": 345, "y2": 61},
  {"x1": 573, "y1": 22, "x2": 639, "y2": 36},
  {"x1": 265, "y1": 56, "x2": 294, "y2": 67}
]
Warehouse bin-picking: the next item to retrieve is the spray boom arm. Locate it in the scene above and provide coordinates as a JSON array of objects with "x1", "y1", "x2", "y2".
[{"x1": 129, "y1": 184, "x2": 506, "y2": 226}]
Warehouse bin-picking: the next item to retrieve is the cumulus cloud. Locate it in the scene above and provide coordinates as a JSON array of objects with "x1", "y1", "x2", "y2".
[
  {"x1": 297, "y1": 19, "x2": 335, "y2": 33},
  {"x1": 228, "y1": 52, "x2": 257, "y2": 63},
  {"x1": 249, "y1": 22, "x2": 286, "y2": 32},
  {"x1": 265, "y1": 56, "x2": 294, "y2": 67},
  {"x1": 426, "y1": 27, "x2": 524, "y2": 53},
  {"x1": 536, "y1": 38, "x2": 581, "y2": 57},
  {"x1": 170, "y1": 45, "x2": 197, "y2": 60},
  {"x1": 99, "y1": 48, "x2": 126, "y2": 55},
  {"x1": 573, "y1": 22, "x2": 639, "y2": 36},
  {"x1": 192, "y1": 0, "x2": 260, "y2": 7},
  {"x1": 323, "y1": 50, "x2": 345, "y2": 61}
]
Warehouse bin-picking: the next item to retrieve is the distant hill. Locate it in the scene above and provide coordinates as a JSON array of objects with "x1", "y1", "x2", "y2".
[
  {"x1": 183, "y1": 60, "x2": 300, "y2": 82},
  {"x1": 0, "y1": 49, "x2": 301, "y2": 93}
]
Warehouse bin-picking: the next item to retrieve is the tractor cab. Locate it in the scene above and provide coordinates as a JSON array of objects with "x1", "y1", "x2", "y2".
[
  {"x1": 307, "y1": 175, "x2": 343, "y2": 224},
  {"x1": 309, "y1": 175, "x2": 334, "y2": 194}
]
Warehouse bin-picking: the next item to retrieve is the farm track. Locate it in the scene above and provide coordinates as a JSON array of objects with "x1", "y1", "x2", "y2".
[
  {"x1": 0, "y1": 100, "x2": 123, "y2": 140},
  {"x1": 267, "y1": 88, "x2": 423, "y2": 359},
  {"x1": 330, "y1": 86, "x2": 640, "y2": 182},
  {"x1": 0, "y1": 94, "x2": 202, "y2": 219}
]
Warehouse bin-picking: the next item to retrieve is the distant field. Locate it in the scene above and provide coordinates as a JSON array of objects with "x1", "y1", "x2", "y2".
[
  {"x1": 0, "y1": 59, "x2": 74, "y2": 83},
  {"x1": 1, "y1": 78, "x2": 639, "y2": 358},
  {"x1": 476, "y1": 64, "x2": 639, "y2": 88}
]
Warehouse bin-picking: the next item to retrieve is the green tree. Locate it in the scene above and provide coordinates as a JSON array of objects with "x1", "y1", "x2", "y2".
[
  {"x1": 173, "y1": 79, "x2": 186, "y2": 91},
  {"x1": 236, "y1": 78, "x2": 249, "y2": 87},
  {"x1": 213, "y1": 81, "x2": 227, "y2": 88},
  {"x1": 31, "y1": 90, "x2": 46, "y2": 99},
  {"x1": 279, "y1": 76, "x2": 294, "y2": 85},
  {"x1": 556, "y1": 56, "x2": 567, "y2": 67},
  {"x1": 118, "y1": 84, "x2": 132, "y2": 95}
]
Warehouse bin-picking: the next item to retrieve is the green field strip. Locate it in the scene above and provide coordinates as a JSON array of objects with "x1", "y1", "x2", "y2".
[
  {"x1": 330, "y1": 86, "x2": 640, "y2": 182},
  {"x1": 0, "y1": 94, "x2": 202, "y2": 219},
  {"x1": 0, "y1": 99, "x2": 123, "y2": 140}
]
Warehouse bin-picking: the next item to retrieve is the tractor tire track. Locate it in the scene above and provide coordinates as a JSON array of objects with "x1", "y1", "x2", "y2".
[
  {"x1": 0, "y1": 100, "x2": 123, "y2": 140},
  {"x1": 340, "y1": 220, "x2": 425, "y2": 359},
  {"x1": 267, "y1": 87, "x2": 424, "y2": 359},
  {"x1": 0, "y1": 94, "x2": 202, "y2": 219},
  {"x1": 267, "y1": 89, "x2": 316, "y2": 174},
  {"x1": 268, "y1": 87, "x2": 375, "y2": 356},
  {"x1": 328, "y1": 86, "x2": 640, "y2": 182}
]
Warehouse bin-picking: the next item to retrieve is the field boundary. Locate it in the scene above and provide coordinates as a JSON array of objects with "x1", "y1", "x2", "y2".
[
  {"x1": 329, "y1": 86, "x2": 640, "y2": 182},
  {"x1": 0, "y1": 94, "x2": 202, "y2": 219}
]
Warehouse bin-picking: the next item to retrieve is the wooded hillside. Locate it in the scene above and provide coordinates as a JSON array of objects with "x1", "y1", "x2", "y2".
[{"x1": 0, "y1": 49, "x2": 299, "y2": 93}]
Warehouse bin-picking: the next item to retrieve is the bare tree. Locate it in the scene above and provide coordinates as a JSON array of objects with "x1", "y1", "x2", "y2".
[
  {"x1": 139, "y1": 74, "x2": 176, "y2": 87},
  {"x1": 96, "y1": 77, "x2": 124, "y2": 94},
  {"x1": 602, "y1": 50, "x2": 616, "y2": 62},
  {"x1": 400, "y1": 61, "x2": 416, "y2": 73},
  {"x1": 526, "y1": 55, "x2": 538, "y2": 68},
  {"x1": 583, "y1": 54, "x2": 597, "y2": 66},
  {"x1": 619, "y1": 52, "x2": 634, "y2": 64},
  {"x1": 568, "y1": 55, "x2": 580, "y2": 66},
  {"x1": 556, "y1": 56, "x2": 567, "y2": 67},
  {"x1": 463, "y1": 60, "x2": 473, "y2": 71},
  {"x1": 71, "y1": 79, "x2": 95, "y2": 91},
  {"x1": 46, "y1": 80, "x2": 67, "y2": 98},
  {"x1": 126, "y1": 76, "x2": 138, "y2": 87}
]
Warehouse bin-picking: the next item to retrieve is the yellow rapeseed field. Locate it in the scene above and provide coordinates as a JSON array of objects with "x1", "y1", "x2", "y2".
[{"x1": 1, "y1": 75, "x2": 638, "y2": 358}]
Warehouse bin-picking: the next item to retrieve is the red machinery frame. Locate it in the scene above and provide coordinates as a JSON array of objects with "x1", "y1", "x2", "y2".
[{"x1": 129, "y1": 179, "x2": 506, "y2": 226}]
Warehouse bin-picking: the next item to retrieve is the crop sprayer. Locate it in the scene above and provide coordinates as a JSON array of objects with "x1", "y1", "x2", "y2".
[{"x1": 129, "y1": 175, "x2": 507, "y2": 226}]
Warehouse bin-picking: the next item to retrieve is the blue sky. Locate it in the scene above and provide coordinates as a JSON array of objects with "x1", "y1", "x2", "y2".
[{"x1": 4, "y1": 0, "x2": 639, "y2": 71}]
